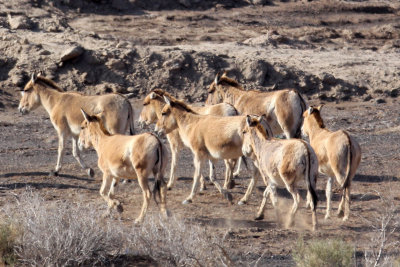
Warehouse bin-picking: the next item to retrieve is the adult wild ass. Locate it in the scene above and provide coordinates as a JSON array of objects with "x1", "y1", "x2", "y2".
[
  {"x1": 79, "y1": 109, "x2": 168, "y2": 223},
  {"x1": 302, "y1": 105, "x2": 361, "y2": 221},
  {"x1": 242, "y1": 115, "x2": 319, "y2": 231},
  {"x1": 18, "y1": 73, "x2": 134, "y2": 177},
  {"x1": 138, "y1": 89, "x2": 240, "y2": 190},
  {"x1": 206, "y1": 72, "x2": 306, "y2": 139},
  {"x1": 155, "y1": 96, "x2": 259, "y2": 204}
]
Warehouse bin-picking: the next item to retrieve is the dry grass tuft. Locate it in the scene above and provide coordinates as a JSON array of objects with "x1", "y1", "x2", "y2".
[
  {"x1": 3, "y1": 190, "x2": 124, "y2": 266},
  {"x1": 292, "y1": 236, "x2": 354, "y2": 267},
  {"x1": 127, "y1": 214, "x2": 233, "y2": 266}
]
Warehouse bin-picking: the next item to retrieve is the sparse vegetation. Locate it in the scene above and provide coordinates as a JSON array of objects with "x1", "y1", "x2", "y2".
[
  {"x1": 292, "y1": 236, "x2": 354, "y2": 267},
  {"x1": 0, "y1": 221, "x2": 18, "y2": 265},
  {"x1": 1, "y1": 190, "x2": 236, "y2": 266}
]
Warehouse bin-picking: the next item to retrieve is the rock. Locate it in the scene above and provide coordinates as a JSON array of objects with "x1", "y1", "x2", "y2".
[
  {"x1": 320, "y1": 72, "x2": 337, "y2": 86},
  {"x1": 11, "y1": 72, "x2": 25, "y2": 87},
  {"x1": 107, "y1": 59, "x2": 126, "y2": 71},
  {"x1": 60, "y1": 45, "x2": 84, "y2": 62},
  {"x1": 7, "y1": 14, "x2": 33, "y2": 30},
  {"x1": 375, "y1": 98, "x2": 386, "y2": 104}
]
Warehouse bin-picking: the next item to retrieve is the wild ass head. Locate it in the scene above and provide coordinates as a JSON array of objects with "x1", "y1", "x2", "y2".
[
  {"x1": 241, "y1": 114, "x2": 270, "y2": 157},
  {"x1": 301, "y1": 105, "x2": 325, "y2": 138},
  {"x1": 18, "y1": 72, "x2": 63, "y2": 114},
  {"x1": 138, "y1": 89, "x2": 174, "y2": 127},
  {"x1": 206, "y1": 71, "x2": 243, "y2": 105},
  {"x1": 78, "y1": 109, "x2": 109, "y2": 150}
]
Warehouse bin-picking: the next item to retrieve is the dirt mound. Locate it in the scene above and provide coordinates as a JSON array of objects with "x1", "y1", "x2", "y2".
[{"x1": 1, "y1": 0, "x2": 400, "y2": 110}]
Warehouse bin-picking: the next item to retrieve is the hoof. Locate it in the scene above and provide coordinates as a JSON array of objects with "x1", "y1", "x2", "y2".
[
  {"x1": 254, "y1": 214, "x2": 264, "y2": 221},
  {"x1": 199, "y1": 185, "x2": 207, "y2": 192},
  {"x1": 167, "y1": 186, "x2": 172, "y2": 191},
  {"x1": 116, "y1": 203, "x2": 124, "y2": 213},
  {"x1": 163, "y1": 209, "x2": 171, "y2": 218},
  {"x1": 134, "y1": 219, "x2": 142, "y2": 225},
  {"x1": 324, "y1": 214, "x2": 330, "y2": 220},
  {"x1": 87, "y1": 168, "x2": 94, "y2": 178},
  {"x1": 223, "y1": 192, "x2": 233, "y2": 203},
  {"x1": 238, "y1": 200, "x2": 246, "y2": 206},
  {"x1": 182, "y1": 199, "x2": 192, "y2": 205},
  {"x1": 49, "y1": 170, "x2": 59, "y2": 177},
  {"x1": 337, "y1": 210, "x2": 344, "y2": 218},
  {"x1": 227, "y1": 180, "x2": 236, "y2": 189}
]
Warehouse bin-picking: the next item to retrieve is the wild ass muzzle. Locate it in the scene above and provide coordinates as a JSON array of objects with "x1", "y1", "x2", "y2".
[
  {"x1": 302, "y1": 105, "x2": 361, "y2": 221},
  {"x1": 18, "y1": 72, "x2": 135, "y2": 177},
  {"x1": 242, "y1": 115, "x2": 319, "y2": 231},
  {"x1": 206, "y1": 72, "x2": 307, "y2": 139},
  {"x1": 138, "y1": 89, "x2": 241, "y2": 191},
  {"x1": 154, "y1": 96, "x2": 260, "y2": 204},
  {"x1": 79, "y1": 109, "x2": 168, "y2": 223}
]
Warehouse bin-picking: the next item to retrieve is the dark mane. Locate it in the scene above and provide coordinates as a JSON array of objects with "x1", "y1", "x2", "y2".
[
  {"x1": 90, "y1": 115, "x2": 112, "y2": 136},
  {"x1": 36, "y1": 76, "x2": 63, "y2": 92},
  {"x1": 152, "y1": 89, "x2": 176, "y2": 101},
  {"x1": 219, "y1": 76, "x2": 244, "y2": 90},
  {"x1": 311, "y1": 110, "x2": 325, "y2": 128},
  {"x1": 169, "y1": 98, "x2": 197, "y2": 114}
]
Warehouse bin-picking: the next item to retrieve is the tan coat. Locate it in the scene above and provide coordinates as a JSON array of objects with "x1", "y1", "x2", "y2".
[
  {"x1": 242, "y1": 115, "x2": 319, "y2": 231},
  {"x1": 302, "y1": 105, "x2": 361, "y2": 221},
  {"x1": 206, "y1": 72, "x2": 306, "y2": 138},
  {"x1": 18, "y1": 73, "x2": 134, "y2": 177},
  {"x1": 79, "y1": 110, "x2": 168, "y2": 223}
]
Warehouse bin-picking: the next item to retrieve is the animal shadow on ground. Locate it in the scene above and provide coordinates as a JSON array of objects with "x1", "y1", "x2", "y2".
[{"x1": 0, "y1": 172, "x2": 95, "y2": 191}]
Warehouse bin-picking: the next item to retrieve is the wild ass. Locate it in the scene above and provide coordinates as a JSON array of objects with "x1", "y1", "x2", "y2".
[
  {"x1": 155, "y1": 96, "x2": 259, "y2": 204},
  {"x1": 18, "y1": 73, "x2": 134, "y2": 177},
  {"x1": 138, "y1": 89, "x2": 240, "y2": 190},
  {"x1": 242, "y1": 115, "x2": 319, "y2": 230},
  {"x1": 78, "y1": 109, "x2": 168, "y2": 223},
  {"x1": 302, "y1": 105, "x2": 361, "y2": 221},
  {"x1": 206, "y1": 72, "x2": 306, "y2": 139}
]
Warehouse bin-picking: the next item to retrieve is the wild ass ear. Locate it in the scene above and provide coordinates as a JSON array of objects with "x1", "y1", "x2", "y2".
[
  {"x1": 222, "y1": 71, "x2": 228, "y2": 77},
  {"x1": 149, "y1": 92, "x2": 158, "y2": 100},
  {"x1": 31, "y1": 72, "x2": 38, "y2": 84},
  {"x1": 214, "y1": 72, "x2": 221, "y2": 85},
  {"x1": 38, "y1": 70, "x2": 44, "y2": 77},
  {"x1": 81, "y1": 109, "x2": 91, "y2": 122},
  {"x1": 316, "y1": 104, "x2": 324, "y2": 111},
  {"x1": 308, "y1": 106, "x2": 314, "y2": 115},
  {"x1": 163, "y1": 96, "x2": 171, "y2": 105},
  {"x1": 246, "y1": 115, "x2": 252, "y2": 127}
]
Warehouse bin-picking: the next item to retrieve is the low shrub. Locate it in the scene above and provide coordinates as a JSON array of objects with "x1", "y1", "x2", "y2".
[{"x1": 292, "y1": 236, "x2": 354, "y2": 267}]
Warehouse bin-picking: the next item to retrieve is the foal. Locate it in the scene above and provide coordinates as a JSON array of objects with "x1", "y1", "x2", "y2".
[
  {"x1": 78, "y1": 109, "x2": 168, "y2": 223},
  {"x1": 242, "y1": 115, "x2": 319, "y2": 231}
]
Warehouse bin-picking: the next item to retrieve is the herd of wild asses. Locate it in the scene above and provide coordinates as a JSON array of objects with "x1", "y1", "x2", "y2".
[{"x1": 17, "y1": 71, "x2": 361, "y2": 230}]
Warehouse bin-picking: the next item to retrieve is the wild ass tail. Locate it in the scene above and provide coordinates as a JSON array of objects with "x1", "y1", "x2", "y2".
[
  {"x1": 151, "y1": 133, "x2": 166, "y2": 204},
  {"x1": 125, "y1": 98, "x2": 135, "y2": 135},
  {"x1": 293, "y1": 90, "x2": 307, "y2": 139},
  {"x1": 303, "y1": 141, "x2": 318, "y2": 211},
  {"x1": 341, "y1": 132, "x2": 353, "y2": 190}
]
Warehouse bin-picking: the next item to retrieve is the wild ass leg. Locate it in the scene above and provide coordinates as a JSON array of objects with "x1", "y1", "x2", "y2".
[
  {"x1": 183, "y1": 156, "x2": 203, "y2": 204},
  {"x1": 233, "y1": 156, "x2": 242, "y2": 177},
  {"x1": 52, "y1": 132, "x2": 66, "y2": 176},
  {"x1": 255, "y1": 185, "x2": 271, "y2": 220},
  {"x1": 269, "y1": 185, "x2": 281, "y2": 224},
  {"x1": 208, "y1": 159, "x2": 233, "y2": 203},
  {"x1": 238, "y1": 162, "x2": 260, "y2": 205},
  {"x1": 223, "y1": 159, "x2": 237, "y2": 189},
  {"x1": 135, "y1": 169, "x2": 151, "y2": 223},
  {"x1": 337, "y1": 186, "x2": 351, "y2": 221},
  {"x1": 286, "y1": 184, "x2": 300, "y2": 228},
  {"x1": 166, "y1": 137, "x2": 180, "y2": 190},
  {"x1": 100, "y1": 173, "x2": 121, "y2": 216},
  {"x1": 72, "y1": 137, "x2": 94, "y2": 178},
  {"x1": 325, "y1": 177, "x2": 333, "y2": 220}
]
